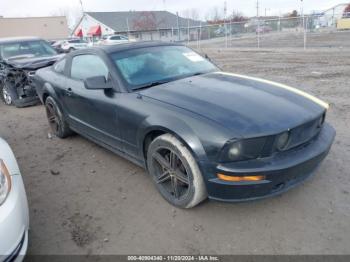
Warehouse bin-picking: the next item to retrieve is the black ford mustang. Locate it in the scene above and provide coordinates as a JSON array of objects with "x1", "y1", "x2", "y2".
[{"x1": 34, "y1": 42, "x2": 335, "y2": 208}]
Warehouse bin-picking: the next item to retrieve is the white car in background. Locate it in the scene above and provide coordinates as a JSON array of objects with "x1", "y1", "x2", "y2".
[
  {"x1": 98, "y1": 35, "x2": 134, "y2": 45},
  {"x1": 60, "y1": 39, "x2": 89, "y2": 52},
  {"x1": 0, "y1": 138, "x2": 29, "y2": 261}
]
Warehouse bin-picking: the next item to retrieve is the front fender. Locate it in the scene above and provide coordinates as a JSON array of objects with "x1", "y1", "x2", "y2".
[
  {"x1": 137, "y1": 112, "x2": 230, "y2": 163},
  {"x1": 138, "y1": 114, "x2": 208, "y2": 162}
]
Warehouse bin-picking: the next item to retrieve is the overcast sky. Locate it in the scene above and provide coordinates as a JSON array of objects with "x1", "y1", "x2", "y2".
[{"x1": 0, "y1": 0, "x2": 345, "y2": 20}]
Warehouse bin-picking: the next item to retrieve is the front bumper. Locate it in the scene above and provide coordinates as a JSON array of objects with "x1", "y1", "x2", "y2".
[
  {"x1": 0, "y1": 175, "x2": 29, "y2": 261},
  {"x1": 200, "y1": 123, "x2": 336, "y2": 202}
]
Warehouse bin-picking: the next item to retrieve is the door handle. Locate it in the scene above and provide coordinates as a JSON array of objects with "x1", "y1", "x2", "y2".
[{"x1": 66, "y1": 88, "x2": 73, "y2": 96}]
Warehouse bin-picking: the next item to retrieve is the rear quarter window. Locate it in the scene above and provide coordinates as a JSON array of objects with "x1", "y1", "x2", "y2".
[{"x1": 53, "y1": 59, "x2": 66, "y2": 74}]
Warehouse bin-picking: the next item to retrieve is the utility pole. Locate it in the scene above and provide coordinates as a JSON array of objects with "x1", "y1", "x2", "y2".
[
  {"x1": 224, "y1": 1, "x2": 228, "y2": 48},
  {"x1": 301, "y1": 0, "x2": 306, "y2": 50},
  {"x1": 79, "y1": 0, "x2": 84, "y2": 13},
  {"x1": 126, "y1": 17, "x2": 130, "y2": 41},
  {"x1": 257, "y1": 0, "x2": 260, "y2": 48},
  {"x1": 187, "y1": 18, "x2": 190, "y2": 45},
  {"x1": 176, "y1": 12, "x2": 180, "y2": 41}
]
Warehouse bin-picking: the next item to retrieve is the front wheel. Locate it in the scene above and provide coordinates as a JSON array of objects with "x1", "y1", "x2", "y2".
[
  {"x1": 45, "y1": 96, "x2": 73, "y2": 138},
  {"x1": 147, "y1": 134, "x2": 207, "y2": 208},
  {"x1": 0, "y1": 82, "x2": 18, "y2": 106}
]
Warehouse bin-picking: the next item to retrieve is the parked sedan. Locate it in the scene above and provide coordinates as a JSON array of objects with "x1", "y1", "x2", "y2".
[
  {"x1": 34, "y1": 42, "x2": 335, "y2": 208},
  {"x1": 97, "y1": 35, "x2": 133, "y2": 45},
  {"x1": 0, "y1": 137, "x2": 29, "y2": 261},
  {"x1": 256, "y1": 25, "x2": 273, "y2": 34},
  {"x1": 60, "y1": 39, "x2": 89, "y2": 53}
]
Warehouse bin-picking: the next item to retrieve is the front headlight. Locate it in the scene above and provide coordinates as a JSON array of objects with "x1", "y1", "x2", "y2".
[
  {"x1": 219, "y1": 137, "x2": 267, "y2": 163},
  {"x1": 0, "y1": 159, "x2": 12, "y2": 206}
]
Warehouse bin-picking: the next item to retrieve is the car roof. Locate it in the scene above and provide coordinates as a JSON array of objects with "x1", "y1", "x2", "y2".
[
  {"x1": 0, "y1": 36, "x2": 43, "y2": 44},
  {"x1": 97, "y1": 41, "x2": 183, "y2": 54}
]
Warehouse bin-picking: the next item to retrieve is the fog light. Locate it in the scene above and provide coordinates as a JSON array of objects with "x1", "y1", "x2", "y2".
[
  {"x1": 217, "y1": 173, "x2": 266, "y2": 182},
  {"x1": 276, "y1": 131, "x2": 290, "y2": 151}
]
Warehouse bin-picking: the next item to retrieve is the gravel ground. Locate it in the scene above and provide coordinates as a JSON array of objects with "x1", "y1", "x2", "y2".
[{"x1": 0, "y1": 36, "x2": 349, "y2": 255}]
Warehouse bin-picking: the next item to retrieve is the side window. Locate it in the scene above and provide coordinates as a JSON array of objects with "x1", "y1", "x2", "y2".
[
  {"x1": 111, "y1": 36, "x2": 121, "y2": 40},
  {"x1": 53, "y1": 59, "x2": 66, "y2": 74},
  {"x1": 71, "y1": 55, "x2": 109, "y2": 81}
]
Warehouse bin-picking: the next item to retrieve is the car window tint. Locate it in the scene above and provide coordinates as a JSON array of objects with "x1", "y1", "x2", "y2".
[
  {"x1": 112, "y1": 46, "x2": 217, "y2": 88},
  {"x1": 71, "y1": 54, "x2": 108, "y2": 81},
  {"x1": 111, "y1": 36, "x2": 121, "y2": 40},
  {"x1": 53, "y1": 59, "x2": 66, "y2": 74},
  {"x1": 0, "y1": 40, "x2": 57, "y2": 59}
]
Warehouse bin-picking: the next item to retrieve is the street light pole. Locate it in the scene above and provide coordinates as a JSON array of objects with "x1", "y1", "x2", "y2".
[
  {"x1": 301, "y1": 0, "x2": 306, "y2": 50},
  {"x1": 257, "y1": 0, "x2": 260, "y2": 49},
  {"x1": 224, "y1": 1, "x2": 228, "y2": 48}
]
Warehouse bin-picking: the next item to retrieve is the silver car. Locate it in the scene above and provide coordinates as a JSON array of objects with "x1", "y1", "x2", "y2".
[
  {"x1": 97, "y1": 35, "x2": 135, "y2": 45},
  {"x1": 0, "y1": 138, "x2": 29, "y2": 261},
  {"x1": 61, "y1": 39, "x2": 89, "y2": 52}
]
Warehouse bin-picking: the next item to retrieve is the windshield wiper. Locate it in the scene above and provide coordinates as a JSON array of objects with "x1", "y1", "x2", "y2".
[{"x1": 133, "y1": 80, "x2": 171, "y2": 91}]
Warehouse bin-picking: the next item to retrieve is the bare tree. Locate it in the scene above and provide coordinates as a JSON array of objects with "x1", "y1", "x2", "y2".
[
  {"x1": 181, "y1": 8, "x2": 200, "y2": 21},
  {"x1": 51, "y1": 6, "x2": 82, "y2": 29},
  {"x1": 132, "y1": 12, "x2": 165, "y2": 31},
  {"x1": 205, "y1": 6, "x2": 224, "y2": 22},
  {"x1": 229, "y1": 10, "x2": 247, "y2": 22}
]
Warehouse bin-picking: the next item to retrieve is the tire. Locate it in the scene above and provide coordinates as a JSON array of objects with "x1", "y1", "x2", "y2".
[
  {"x1": 68, "y1": 47, "x2": 75, "y2": 53},
  {"x1": 45, "y1": 96, "x2": 73, "y2": 138},
  {"x1": 147, "y1": 134, "x2": 207, "y2": 208},
  {"x1": 0, "y1": 82, "x2": 18, "y2": 106}
]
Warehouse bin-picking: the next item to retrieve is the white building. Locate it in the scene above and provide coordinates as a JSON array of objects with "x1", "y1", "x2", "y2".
[
  {"x1": 72, "y1": 11, "x2": 203, "y2": 42},
  {"x1": 313, "y1": 3, "x2": 349, "y2": 27}
]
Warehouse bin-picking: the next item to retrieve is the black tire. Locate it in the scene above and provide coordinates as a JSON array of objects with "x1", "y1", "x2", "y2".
[
  {"x1": 45, "y1": 96, "x2": 73, "y2": 138},
  {"x1": 68, "y1": 47, "x2": 75, "y2": 53},
  {"x1": 0, "y1": 82, "x2": 18, "y2": 106},
  {"x1": 147, "y1": 134, "x2": 207, "y2": 208}
]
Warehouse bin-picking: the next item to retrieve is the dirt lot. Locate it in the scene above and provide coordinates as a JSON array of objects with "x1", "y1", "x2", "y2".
[
  {"x1": 198, "y1": 30, "x2": 350, "y2": 49},
  {"x1": 1, "y1": 39, "x2": 350, "y2": 255}
]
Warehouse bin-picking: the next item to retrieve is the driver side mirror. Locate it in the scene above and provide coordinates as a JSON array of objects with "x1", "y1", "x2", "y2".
[{"x1": 84, "y1": 75, "x2": 113, "y2": 90}]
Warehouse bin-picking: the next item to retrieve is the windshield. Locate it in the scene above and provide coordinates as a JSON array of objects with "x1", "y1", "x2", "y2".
[
  {"x1": 0, "y1": 40, "x2": 57, "y2": 60},
  {"x1": 111, "y1": 45, "x2": 218, "y2": 89}
]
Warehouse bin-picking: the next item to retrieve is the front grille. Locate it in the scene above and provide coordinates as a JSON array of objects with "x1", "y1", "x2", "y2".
[
  {"x1": 285, "y1": 116, "x2": 323, "y2": 151},
  {"x1": 259, "y1": 114, "x2": 325, "y2": 158}
]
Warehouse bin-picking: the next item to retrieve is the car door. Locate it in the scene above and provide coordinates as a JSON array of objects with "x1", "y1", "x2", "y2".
[
  {"x1": 63, "y1": 53, "x2": 123, "y2": 150},
  {"x1": 49, "y1": 58, "x2": 68, "y2": 102}
]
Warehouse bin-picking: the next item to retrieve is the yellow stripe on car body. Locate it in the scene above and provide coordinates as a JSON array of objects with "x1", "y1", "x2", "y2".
[{"x1": 216, "y1": 72, "x2": 329, "y2": 110}]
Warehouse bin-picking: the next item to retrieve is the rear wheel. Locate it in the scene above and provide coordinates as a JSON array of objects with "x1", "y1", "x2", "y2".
[
  {"x1": 147, "y1": 134, "x2": 207, "y2": 208},
  {"x1": 45, "y1": 96, "x2": 73, "y2": 138}
]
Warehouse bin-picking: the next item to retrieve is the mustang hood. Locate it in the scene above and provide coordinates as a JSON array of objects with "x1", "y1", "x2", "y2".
[
  {"x1": 5, "y1": 54, "x2": 64, "y2": 70},
  {"x1": 140, "y1": 72, "x2": 327, "y2": 137}
]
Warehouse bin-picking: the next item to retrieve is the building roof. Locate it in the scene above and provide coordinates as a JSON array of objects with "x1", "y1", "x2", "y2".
[{"x1": 86, "y1": 11, "x2": 203, "y2": 32}]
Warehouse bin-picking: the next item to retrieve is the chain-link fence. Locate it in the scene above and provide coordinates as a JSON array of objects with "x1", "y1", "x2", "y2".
[{"x1": 124, "y1": 14, "x2": 349, "y2": 49}]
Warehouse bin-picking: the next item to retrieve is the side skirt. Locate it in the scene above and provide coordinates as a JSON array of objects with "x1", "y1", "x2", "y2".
[{"x1": 69, "y1": 126, "x2": 147, "y2": 169}]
